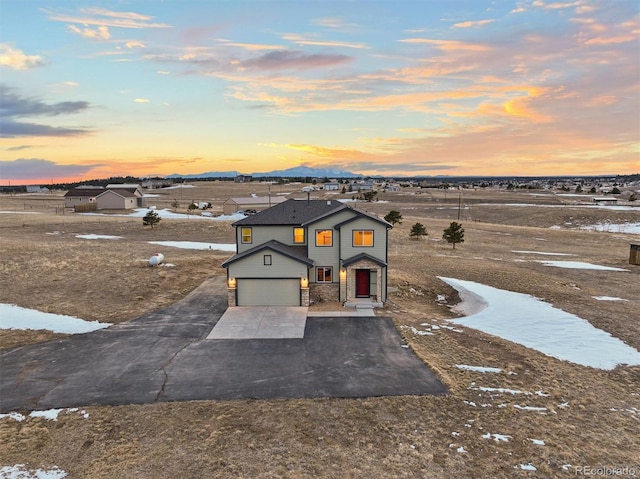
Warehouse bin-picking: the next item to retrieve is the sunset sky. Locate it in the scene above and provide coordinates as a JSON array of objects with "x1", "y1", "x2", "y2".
[{"x1": 1, "y1": 0, "x2": 638, "y2": 184}]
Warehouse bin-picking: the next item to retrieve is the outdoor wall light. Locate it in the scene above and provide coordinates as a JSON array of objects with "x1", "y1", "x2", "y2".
[
  {"x1": 228, "y1": 277, "x2": 236, "y2": 288},
  {"x1": 300, "y1": 277, "x2": 309, "y2": 288},
  {"x1": 339, "y1": 269, "x2": 347, "y2": 279}
]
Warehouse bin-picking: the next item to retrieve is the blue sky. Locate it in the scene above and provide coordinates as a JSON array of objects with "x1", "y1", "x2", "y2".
[{"x1": 1, "y1": 0, "x2": 638, "y2": 184}]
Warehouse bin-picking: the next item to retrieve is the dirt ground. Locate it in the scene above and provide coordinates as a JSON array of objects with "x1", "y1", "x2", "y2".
[{"x1": 1, "y1": 182, "x2": 639, "y2": 478}]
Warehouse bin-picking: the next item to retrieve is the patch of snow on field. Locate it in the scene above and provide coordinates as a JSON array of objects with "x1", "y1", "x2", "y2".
[
  {"x1": 456, "y1": 365, "x2": 502, "y2": 373},
  {"x1": 0, "y1": 464, "x2": 67, "y2": 478},
  {"x1": 81, "y1": 208, "x2": 245, "y2": 221},
  {"x1": 0, "y1": 409, "x2": 88, "y2": 422},
  {"x1": 529, "y1": 438, "x2": 545, "y2": 445},
  {"x1": 581, "y1": 222, "x2": 640, "y2": 235},
  {"x1": 0, "y1": 304, "x2": 111, "y2": 334},
  {"x1": 536, "y1": 260, "x2": 629, "y2": 271},
  {"x1": 513, "y1": 405, "x2": 547, "y2": 412},
  {"x1": 592, "y1": 296, "x2": 628, "y2": 301},
  {"x1": 439, "y1": 277, "x2": 640, "y2": 370},
  {"x1": 162, "y1": 184, "x2": 195, "y2": 190},
  {"x1": 75, "y1": 234, "x2": 122, "y2": 240},
  {"x1": 148, "y1": 241, "x2": 235, "y2": 251},
  {"x1": 482, "y1": 433, "x2": 511, "y2": 442},
  {"x1": 515, "y1": 464, "x2": 537, "y2": 471}
]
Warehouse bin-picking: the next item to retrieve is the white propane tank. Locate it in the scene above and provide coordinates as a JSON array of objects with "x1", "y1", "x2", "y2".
[{"x1": 149, "y1": 253, "x2": 164, "y2": 266}]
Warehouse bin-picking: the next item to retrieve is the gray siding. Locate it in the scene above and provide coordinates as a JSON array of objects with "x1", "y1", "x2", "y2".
[
  {"x1": 237, "y1": 225, "x2": 303, "y2": 253},
  {"x1": 340, "y1": 217, "x2": 388, "y2": 262},
  {"x1": 227, "y1": 250, "x2": 309, "y2": 280},
  {"x1": 307, "y1": 210, "x2": 354, "y2": 283}
]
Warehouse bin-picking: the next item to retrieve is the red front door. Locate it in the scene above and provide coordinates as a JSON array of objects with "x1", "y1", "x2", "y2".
[{"x1": 355, "y1": 269, "x2": 370, "y2": 297}]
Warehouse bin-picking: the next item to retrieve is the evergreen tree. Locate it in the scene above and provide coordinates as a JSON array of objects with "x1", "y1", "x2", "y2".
[
  {"x1": 384, "y1": 210, "x2": 403, "y2": 225},
  {"x1": 409, "y1": 222, "x2": 428, "y2": 239},
  {"x1": 143, "y1": 210, "x2": 161, "y2": 229},
  {"x1": 443, "y1": 221, "x2": 464, "y2": 249}
]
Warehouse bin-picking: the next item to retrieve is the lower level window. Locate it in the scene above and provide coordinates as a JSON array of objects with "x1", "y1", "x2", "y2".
[{"x1": 317, "y1": 267, "x2": 332, "y2": 282}]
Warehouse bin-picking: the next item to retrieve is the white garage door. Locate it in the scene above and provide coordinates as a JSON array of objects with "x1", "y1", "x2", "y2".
[{"x1": 236, "y1": 279, "x2": 300, "y2": 306}]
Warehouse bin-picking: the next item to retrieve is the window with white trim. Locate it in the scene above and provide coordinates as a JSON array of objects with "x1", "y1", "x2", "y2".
[{"x1": 316, "y1": 267, "x2": 332, "y2": 282}]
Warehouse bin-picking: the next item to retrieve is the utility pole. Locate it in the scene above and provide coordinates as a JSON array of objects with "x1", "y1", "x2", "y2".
[{"x1": 457, "y1": 187, "x2": 462, "y2": 221}]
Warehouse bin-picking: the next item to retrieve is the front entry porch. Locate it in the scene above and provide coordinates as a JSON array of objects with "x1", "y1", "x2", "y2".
[{"x1": 341, "y1": 254, "x2": 386, "y2": 307}]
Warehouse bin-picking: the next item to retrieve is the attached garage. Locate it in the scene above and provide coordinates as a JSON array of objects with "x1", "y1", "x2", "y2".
[{"x1": 236, "y1": 279, "x2": 301, "y2": 306}]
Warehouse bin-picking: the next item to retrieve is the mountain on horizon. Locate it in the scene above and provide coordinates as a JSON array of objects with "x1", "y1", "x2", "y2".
[{"x1": 166, "y1": 165, "x2": 360, "y2": 179}]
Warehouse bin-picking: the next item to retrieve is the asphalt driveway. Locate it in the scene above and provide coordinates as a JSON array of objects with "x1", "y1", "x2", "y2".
[{"x1": 0, "y1": 277, "x2": 446, "y2": 412}]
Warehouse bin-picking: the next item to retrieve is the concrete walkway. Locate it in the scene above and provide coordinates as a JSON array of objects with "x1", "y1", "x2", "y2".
[
  {"x1": 0, "y1": 277, "x2": 446, "y2": 412},
  {"x1": 207, "y1": 306, "x2": 308, "y2": 339}
]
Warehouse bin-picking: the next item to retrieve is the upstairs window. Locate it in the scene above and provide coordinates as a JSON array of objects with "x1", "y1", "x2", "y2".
[
  {"x1": 317, "y1": 267, "x2": 332, "y2": 282},
  {"x1": 315, "y1": 229, "x2": 333, "y2": 246},
  {"x1": 353, "y1": 230, "x2": 374, "y2": 247},
  {"x1": 241, "y1": 227, "x2": 252, "y2": 243},
  {"x1": 293, "y1": 227, "x2": 305, "y2": 244}
]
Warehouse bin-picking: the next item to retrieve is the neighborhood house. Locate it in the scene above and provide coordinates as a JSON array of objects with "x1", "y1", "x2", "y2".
[
  {"x1": 222, "y1": 199, "x2": 392, "y2": 307},
  {"x1": 64, "y1": 184, "x2": 145, "y2": 210}
]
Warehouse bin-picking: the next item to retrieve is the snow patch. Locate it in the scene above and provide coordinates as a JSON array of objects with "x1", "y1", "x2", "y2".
[
  {"x1": 592, "y1": 296, "x2": 628, "y2": 302},
  {"x1": 0, "y1": 465, "x2": 67, "y2": 478},
  {"x1": 0, "y1": 304, "x2": 111, "y2": 334},
  {"x1": 515, "y1": 463, "x2": 537, "y2": 471},
  {"x1": 439, "y1": 277, "x2": 640, "y2": 370},
  {"x1": 482, "y1": 433, "x2": 511, "y2": 442},
  {"x1": 75, "y1": 234, "x2": 122, "y2": 240},
  {"x1": 536, "y1": 260, "x2": 629, "y2": 271}
]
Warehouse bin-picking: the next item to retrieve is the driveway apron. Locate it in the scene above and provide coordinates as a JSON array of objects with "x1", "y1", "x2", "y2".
[{"x1": 0, "y1": 277, "x2": 446, "y2": 412}]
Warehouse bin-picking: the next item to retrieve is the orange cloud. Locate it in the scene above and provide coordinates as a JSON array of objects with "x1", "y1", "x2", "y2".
[
  {"x1": 398, "y1": 38, "x2": 491, "y2": 52},
  {"x1": 451, "y1": 19, "x2": 496, "y2": 29}
]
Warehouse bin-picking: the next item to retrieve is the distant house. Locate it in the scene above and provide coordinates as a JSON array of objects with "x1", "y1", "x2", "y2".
[
  {"x1": 324, "y1": 182, "x2": 341, "y2": 191},
  {"x1": 223, "y1": 196, "x2": 288, "y2": 215},
  {"x1": 222, "y1": 198, "x2": 392, "y2": 307},
  {"x1": 64, "y1": 187, "x2": 104, "y2": 209},
  {"x1": 26, "y1": 186, "x2": 50, "y2": 193},
  {"x1": 96, "y1": 188, "x2": 140, "y2": 209},
  {"x1": 234, "y1": 175, "x2": 253, "y2": 183},
  {"x1": 64, "y1": 184, "x2": 145, "y2": 210}
]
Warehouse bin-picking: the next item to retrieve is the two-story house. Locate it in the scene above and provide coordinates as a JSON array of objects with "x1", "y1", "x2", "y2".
[{"x1": 222, "y1": 199, "x2": 392, "y2": 308}]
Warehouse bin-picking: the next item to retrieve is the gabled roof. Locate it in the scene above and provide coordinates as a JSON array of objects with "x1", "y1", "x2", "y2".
[
  {"x1": 233, "y1": 199, "x2": 346, "y2": 226},
  {"x1": 342, "y1": 252, "x2": 387, "y2": 267},
  {"x1": 222, "y1": 240, "x2": 313, "y2": 267},
  {"x1": 97, "y1": 189, "x2": 138, "y2": 199},
  {"x1": 64, "y1": 188, "x2": 105, "y2": 198},
  {"x1": 334, "y1": 209, "x2": 392, "y2": 229}
]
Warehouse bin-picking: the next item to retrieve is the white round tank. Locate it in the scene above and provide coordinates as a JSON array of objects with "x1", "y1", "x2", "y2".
[{"x1": 149, "y1": 253, "x2": 164, "y2": 266}]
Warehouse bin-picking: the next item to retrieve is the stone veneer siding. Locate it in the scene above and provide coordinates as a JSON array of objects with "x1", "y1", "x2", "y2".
[
  {"x1": 309, "y1": 283, "x2": 340, "y2": 303},
  {"x1": 228, "y1": 288, "x2": 237, "y2": 307}
]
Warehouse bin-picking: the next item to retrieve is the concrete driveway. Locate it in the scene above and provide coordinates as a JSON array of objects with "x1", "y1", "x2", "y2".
[
  {"x1": 207, "y1": 306, "x2": 308, "y2": 339},
  {"x1": 0, "y1": 277, "x2": 446, "y2": 412}
]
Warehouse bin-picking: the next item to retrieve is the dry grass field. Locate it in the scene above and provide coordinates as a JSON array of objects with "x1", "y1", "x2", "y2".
[{"x1": 1, "y1": 182, "x2": 639, "y2": 478}]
